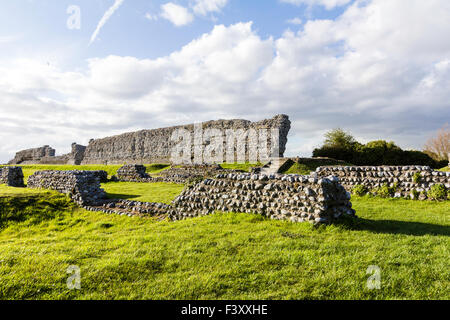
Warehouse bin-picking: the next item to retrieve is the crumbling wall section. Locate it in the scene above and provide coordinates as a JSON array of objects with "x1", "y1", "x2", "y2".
[{"x1": 8, "y1": 146, "x2": 55, "y2": 165}]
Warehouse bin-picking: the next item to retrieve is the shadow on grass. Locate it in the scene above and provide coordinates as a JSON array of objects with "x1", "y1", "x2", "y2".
[
  {"x1": 336, "y1": 217, "x2": 450, "y2": 236},
  {"x1": 105, "y1": 193, "x2": 141, "y2": 200}
]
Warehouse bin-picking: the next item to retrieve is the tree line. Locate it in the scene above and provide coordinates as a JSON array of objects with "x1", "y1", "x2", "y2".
[{"x1": 312, "y1": 125, "x2": 449, "y2": 169}]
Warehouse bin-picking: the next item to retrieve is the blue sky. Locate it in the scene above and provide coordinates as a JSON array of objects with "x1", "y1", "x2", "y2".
[
  {"x1": 0, "y1": 0, "x2": 348, "y2": 66},
  {"x1": 0, "y1": 0, "x2": 449, "y2": 162}
]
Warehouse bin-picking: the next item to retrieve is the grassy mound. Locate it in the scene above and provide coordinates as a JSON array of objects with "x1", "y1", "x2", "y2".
[
  {"x1": 282, "y1": 159, "x2": 352, "y2": 175},
  {"x1": 0, "y1": 190, "x2": 75, "y2": 229}
]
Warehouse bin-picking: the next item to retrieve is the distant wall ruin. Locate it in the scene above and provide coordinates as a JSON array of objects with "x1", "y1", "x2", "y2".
[
  {"x1": 7, "y1": 115, "x2": 291, "y2": 166},
  {"x1": 8, "y1": 143, "x2": 86, "y2": 165},
  {"x1": 82, "y1": 114, "x2": 291, "y2": 165},
  {"x1": 8, "y1": 146, "x2": 55, "y2": 165}
]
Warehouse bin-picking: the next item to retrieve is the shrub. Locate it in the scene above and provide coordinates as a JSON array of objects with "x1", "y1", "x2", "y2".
[
  {"x1": 375, "y1": 184, "x2": 397, "y2": 198},
  {"x1": 427, "y1": 184, "x2": 448, "y2": 201},
  {"x1": 352, "y1": 185, "x2": 369, "y2": 197}
]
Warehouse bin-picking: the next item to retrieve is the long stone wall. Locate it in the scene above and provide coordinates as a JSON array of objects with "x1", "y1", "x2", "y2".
[
  {"x1": 315, "y1": 166, "x2": 450, "y2": 199},
  {"x1": 82, "y1": 115, "x2": 291, "y2": 165},
  {"x1": 0, "y1": 167, "x2": 24, "y2": 187}
]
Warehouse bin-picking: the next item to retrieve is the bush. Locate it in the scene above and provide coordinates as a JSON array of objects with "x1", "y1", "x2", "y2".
[
  {"x1": 374, "y1": 184, "x2": 397, "y2": 198},
  {"x1": 427, "y1": 184, "x2": 448, "y2": 201},
  {"x1": 352, "y1": 185, "x2": 369, "y2": 197},
  {"x1": 313, "y1": 139, "x2": 443, "y2": 168}
]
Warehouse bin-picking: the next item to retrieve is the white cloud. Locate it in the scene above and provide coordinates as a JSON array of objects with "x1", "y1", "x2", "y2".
[
  {"x1": 145, "y1": 12, "x2": 158, "y2": 21},
  {"x1": 286, "y1": 17, "x2": 303, "y2": 25},
  {"x1": 160, "y1": 2, "x2": 194, "y2": 26},
  {"x1": 1, "y1": 0, "x2": 450, "y2": 163},
  {"x1": 281, "y1": 0, "x2": 352, "y2": 10},
  {"x1": 193, "y1": 0, "x2": 229, "y2": 16},
  {"x1": 90, "y1": 0, "x2": 125, "y2": 45}
]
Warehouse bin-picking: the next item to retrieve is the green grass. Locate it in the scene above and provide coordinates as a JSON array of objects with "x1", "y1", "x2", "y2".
[
  {"x1": 283, "y1": 162, "x2": 317, "y2": 175},
  {"x1": 0, "y1": 164, "x2": 171, "y2": 183},
  {"x1": 102, "y1": 182, "x2": 185, "y2": 204},
  {"x1": 438, "y1": 167, "x2": 449, "y2": 172},
  {"x1": 282, "y1": 160, "x2": 352, "y2": 175},
  {"x1": 0, "y1": 183, "x2": 448, "y2": 300},
  {"x1": 0, "y1": 184, "x2": 48, "y2": 198},
  {"x1": 219, "y1": 162, "x2": 263, "y2": 172}
]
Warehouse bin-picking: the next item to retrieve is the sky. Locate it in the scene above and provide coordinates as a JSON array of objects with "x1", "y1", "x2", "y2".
[{"x1": 0, "y1": 0, "x2": 449, "y2": 163}]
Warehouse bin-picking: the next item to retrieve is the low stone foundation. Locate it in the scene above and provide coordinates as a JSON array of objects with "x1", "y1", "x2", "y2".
[
  {"x1": 315, "y1": 166, "x2": 450, "y2": 199},
  {"x1": 0, "y1": 167, "x2": 24, "y2": 187},
  {"x1": 27, "y1": 171, "x2": 107, "y2": 206},
  {"x1": 171, "y1": 173, "x2": 355, "y2": 223},
  {"x1": 115, "y1": 164, "x2": 242, "y2": 184},
  {"x1": 25, "y1": 169, "x2": 355, "y2": 224}
]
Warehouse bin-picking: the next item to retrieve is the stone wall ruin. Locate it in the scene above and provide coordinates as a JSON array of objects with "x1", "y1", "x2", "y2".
[
  {"x1": 315, "y1": 166, "x2": 450, "y2": 199},
  {"x1": 27, "y1": 171, "x2": 107, "y2": 206},
  {"x1": 25, "y1": 168, "x2": 355, "y2": 224},
  {"x1": 7, "y1": 143, "x2": 87, "y2": 165},
  {"x1": 0, "y1": 167, "x2": 25, "y2": 187}
]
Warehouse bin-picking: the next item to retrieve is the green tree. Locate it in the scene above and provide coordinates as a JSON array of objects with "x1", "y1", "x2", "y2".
[{"x1": 323, "y1": 128, "x2": 356, "y2": 149}]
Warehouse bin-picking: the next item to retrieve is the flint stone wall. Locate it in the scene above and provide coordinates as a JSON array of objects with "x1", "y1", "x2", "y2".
[
  {"x1": 82, "y1": 115, "x2": 291, "y2": 165},
  {"x1": 0, "y1": 167, "x2": 24, "y2": 187},
  {"x1": 171, "y1": 173, "x2": 355, "y2": 223},
  {"x1": 315, "y1": 166, "x2": 450, "y2": 199},
  {"x1": 27, "y1": 171, "x2": 107, "y2": 205}
]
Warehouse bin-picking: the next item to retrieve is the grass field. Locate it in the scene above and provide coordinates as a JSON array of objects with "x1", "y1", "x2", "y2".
[
  {"x1": 102, "y1": 182, "x2": 185, "y2": 203},
  {"x1": 0, "y1": 181, "x2": 448, "y2": 300}
]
